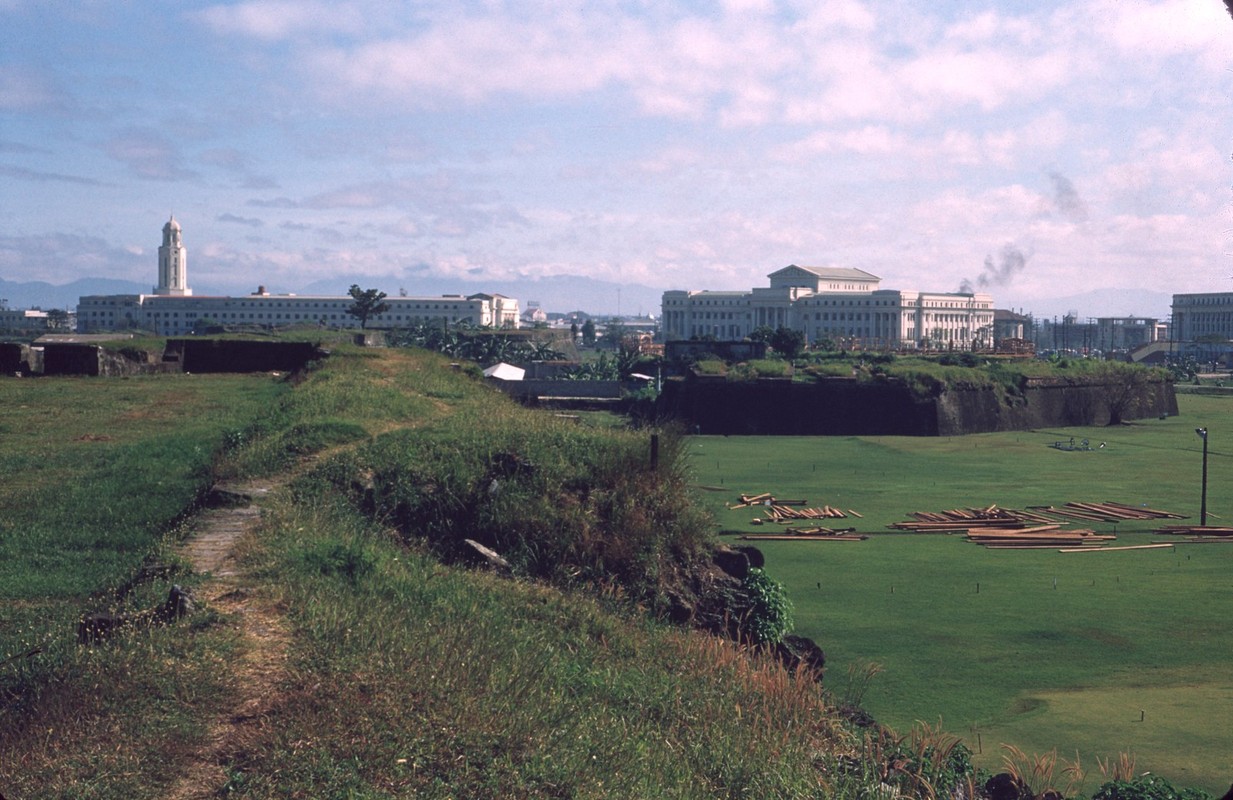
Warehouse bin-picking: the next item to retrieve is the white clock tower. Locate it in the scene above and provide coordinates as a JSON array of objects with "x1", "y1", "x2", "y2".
[{"x1": 155, "y1": 215, "x2": 192, "y2": 296}]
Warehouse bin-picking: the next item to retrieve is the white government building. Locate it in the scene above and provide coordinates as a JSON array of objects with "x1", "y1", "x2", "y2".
[
  {"x1": 662, "y1": 265, "x2": 995, "y2": 350},
  {"x1": 1170, "y1": 292, "x2": 1233, "y2": 343},
  {"x1": 77, "y1": 217, "x2": 520, "y2": 335}
]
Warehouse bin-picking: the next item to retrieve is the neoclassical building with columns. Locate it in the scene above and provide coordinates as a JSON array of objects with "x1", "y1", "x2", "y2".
[
  {"x1": 662, "y1": 265, "x2": 995, "y2": 350},
  {"x1": 77, "y1": 217, "x2": 520, "y2": 335}
]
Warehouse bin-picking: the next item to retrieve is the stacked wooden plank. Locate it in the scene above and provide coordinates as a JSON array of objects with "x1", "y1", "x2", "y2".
[
  {"x1": 965, "y1": 526, "x2": 1115, "y2": 549},
  {"x1": 1154, "y1": 525, "x2": 1233, "y2": 540},
  {"x1": 728, "y1": 493, "x2": 856, "y2": 522},
  {"x1": 889, "y1": 505, "x2": 1044, "y2": 533},
  {"x1": 766, "y1": 504, "x2": 849, "y2": 521},
  {"x1": 740, "y1": 530, "x2": 867, "y2": 542},
  {"x1": 1028, "y1": 501, "x2": 1187, "y2": 524}
]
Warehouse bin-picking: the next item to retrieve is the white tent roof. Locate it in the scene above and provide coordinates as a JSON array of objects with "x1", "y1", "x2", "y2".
[{"x1": 482, "y1": 362, "x2": 525, "y2": 381}]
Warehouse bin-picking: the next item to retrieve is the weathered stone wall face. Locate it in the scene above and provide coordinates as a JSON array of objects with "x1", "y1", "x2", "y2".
[
  {"x1": 0, "y1": 342, "x2": 28, "y2": 373},
  {"x1": 42, "y1": 343, "x2": 103, "y2": 376},
  {"x1": 3, "y1": 339, "x2": 324, "y2": 377},
  {"x1": 173, "y1": 340, "x2": 322, "y2": 373},
  {"x1": 657, "y1": 376, "x2": 1177, "y2": 436}
]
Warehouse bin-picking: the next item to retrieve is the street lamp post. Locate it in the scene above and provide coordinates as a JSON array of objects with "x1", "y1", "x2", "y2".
[{"x1": 1196, "y1": 427, "x2": 1209, "y2": 527}]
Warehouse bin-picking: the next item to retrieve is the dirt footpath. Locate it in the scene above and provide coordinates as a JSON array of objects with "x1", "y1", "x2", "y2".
[{"x1": 166, "y1": 479, "x2": 290, "y2": 799}]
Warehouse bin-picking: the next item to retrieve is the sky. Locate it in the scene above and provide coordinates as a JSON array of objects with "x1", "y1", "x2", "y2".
[{"x1": 2, "y1": 0, "x2": 1232, "y2": 317}]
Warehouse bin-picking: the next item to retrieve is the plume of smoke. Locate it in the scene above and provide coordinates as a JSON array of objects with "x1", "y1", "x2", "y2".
[
  {"x1": 959, "y1": 243, "x2": 1031, "y2": 294},
  {"x1": 1048, "y1": 171, "x2": 1089, "y2": 224}
]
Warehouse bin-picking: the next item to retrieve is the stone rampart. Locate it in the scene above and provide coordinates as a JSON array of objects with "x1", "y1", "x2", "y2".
[
  {"x1": 657, "y1": 376, "x2": 1177, "y2": 436},
  {"x1": 172, "y1": 339, "x2": 323, "y2": 373}
]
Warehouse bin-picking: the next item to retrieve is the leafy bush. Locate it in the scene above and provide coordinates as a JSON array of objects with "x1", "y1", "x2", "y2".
[
  {"x1": 727, "y1": 359, "x2": 791, "y2": 381},
  {"x1": 1092, "y1": 776, "x2": 1213, "y2": 800},
  {"x1": 801, "y1": 361, "x2": 853, "y2": 379},
  {"x1": 739, "y1": 568, "x2": 793, "y2": 645},
  {"x1": 314, "y1": 415, "x2": 715, "y2": 617},
  {"x1": 693, "y1": 359, "x2": 727, "y2": 375}
]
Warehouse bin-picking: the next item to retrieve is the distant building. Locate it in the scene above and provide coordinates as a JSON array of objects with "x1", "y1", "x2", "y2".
[
  {"x1": 0, "y1": 307, "x2": 73, "y2": 333},
  {"x1": 1095, "y1": 316, "x2": 1164, "y2": 352},
  {"x1": 993, "y1": 309, "x2": 1030, "y2": 342},
  {"x1": 522, "y1": 303, "x2": 548, "y2": 325},
  {"x1": 1172, "y1": 292, "x2": 1233, "y2": 342},
  {"x1": 662, "y1": 265, "x2": 994, "y2": 350},
  {"x1": 77, "y1": 217, "x2": 519, "y2": 334}
]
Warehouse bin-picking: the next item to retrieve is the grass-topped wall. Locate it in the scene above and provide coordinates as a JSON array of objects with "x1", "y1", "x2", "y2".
[{"x1": 658, "y1": 371, "x2": 1177, "y2": 435}]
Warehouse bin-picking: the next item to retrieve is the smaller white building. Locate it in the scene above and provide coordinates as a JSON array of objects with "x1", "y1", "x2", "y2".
[{"x1": 0, "y1": 308, "x2": 55, "y2": 332}]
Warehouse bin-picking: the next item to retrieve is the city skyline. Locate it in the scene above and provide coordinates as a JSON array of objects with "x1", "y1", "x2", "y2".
[{"x1": 2, "y1": 1, "x2": 1231, "y2": 317}]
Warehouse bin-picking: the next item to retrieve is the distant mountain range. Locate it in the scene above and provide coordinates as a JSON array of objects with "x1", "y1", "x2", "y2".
[
  {"x1": 1, "y1": 275, "x2": 1176, "y2": 322},
  {"x1": 1001, "y1": 288, "x2": 1173, "y2": 322},
  {"x1": 0, "y1": 277, "x2": 151, "y2": 311}
]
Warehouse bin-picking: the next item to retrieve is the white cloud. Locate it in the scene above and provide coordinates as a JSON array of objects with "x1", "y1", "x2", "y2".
[
  {"x1": 194, "y1": 1, "x2": 368, "y2": 41},
  {"x1": 0, "y1": 66, "x2": 66, "y2": 112},
  {"x1": 102, "y1": 129, "x2": 199, "y2": 182},
  {"x1": 1104, "y1": 0, "x2": 1231, "y2": 58}
]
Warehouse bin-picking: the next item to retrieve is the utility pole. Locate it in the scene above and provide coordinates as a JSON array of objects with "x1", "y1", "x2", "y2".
[{"x1": 1196, "y1": 427, "x2": 1209, "y2": 527}]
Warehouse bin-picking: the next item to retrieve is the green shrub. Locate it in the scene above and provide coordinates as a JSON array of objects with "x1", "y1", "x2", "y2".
[
  {"x1": 740, "y1": 568, "x2": 793, "y2": 645},
  {"x1": 693, "y1": 359, "x2": 727, "y2": 375},
  {"x1": 801, "y1": 361, "x2": 853, "y2": 379},
  {"x1": 315, "y1": 417, "x2": 714, "y2": 616},
  {"x1": 744, "y1": 359, "x2": 791, "y2": 379},
  {"x1": 1093, "y1": 776, "x2": 1213, "y2": 800}
]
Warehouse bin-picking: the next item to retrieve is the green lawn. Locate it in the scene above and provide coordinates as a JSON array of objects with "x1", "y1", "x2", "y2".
[{"x1": 688, "y1": 393, "x2": 1232, "y2": 795}]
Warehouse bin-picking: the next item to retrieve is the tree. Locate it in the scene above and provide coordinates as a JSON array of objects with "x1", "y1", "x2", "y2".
[
  {"x1": 346, "y1": 285, "x2": 390, "y2": 329},
  {"x1": 748, "y1": 325, "x2": 775, "y2": 343},
  {"x1": 581, "y1": 319, "x2": 597, "y2": 346},
  {"x1": 602, "y1": 321, "x2": 626, "y2": 349},
  {"x1": 45, "y1": 309, "x2": 70, "y2": 331},
  {"x1": 1095, "y1": 361, "x2": 1157, "y2": 426},
  {"x1": 769, "y1": 327, "x2": 806, "y2": 359}
]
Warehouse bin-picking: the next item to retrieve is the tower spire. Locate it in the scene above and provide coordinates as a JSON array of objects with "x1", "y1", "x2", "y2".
[{"x1": 155, "y1": 215, "x2": 191, "y2": 296}]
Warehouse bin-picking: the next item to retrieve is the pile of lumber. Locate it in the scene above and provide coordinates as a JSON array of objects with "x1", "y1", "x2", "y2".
[
  {"x1": 740, "y1": 526, "x2": 867, "y2": 542},
  {"x1": 891, "y1": 501, "x2": 1187, "y2": 534},
  {"x1": 889, "y1": 505, "x2": 1047, "y2": 533},
  {"x1": 729, "y1": 493, "x2": 860, "y2": 522},
  {"x1": 965, "y1": 526, "x2": 1116, "y2": 549},
  {"x1": 764, "y1": 504, "x2": 851, "y2": 521},
  {"x1": 1028, "y1": 501, "x2": 1187, "y2": 524},
  {"x1": 1154, "y1": 525, "x2": 1233, "y2": 540}
]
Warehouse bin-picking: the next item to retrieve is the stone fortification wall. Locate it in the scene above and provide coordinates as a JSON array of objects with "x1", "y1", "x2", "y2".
[
  {"x1": 42, "y1": 343, "x2": 103, "y2": 376},
  {"x1": 657, "y1": 376, "x2": 1177, "y2": 436},
  {"x1": 3, "y1": 339, "x2": 325, "y2": 377},
  {"x1": 658, "y1": 378, "x2": 937, "y2": 435},
  {"x1": 38, "y1": 344, "x2": 174, "y2": 377},
  {"x1": 0, "y1": 342, "x2": 28, "y2": 374},
  {"x1": 932, "y1": 378, "x2": 1177, "y2": 434},
  {"x1": 172, "y1": 339, "x2": 323, "y2": 373}
]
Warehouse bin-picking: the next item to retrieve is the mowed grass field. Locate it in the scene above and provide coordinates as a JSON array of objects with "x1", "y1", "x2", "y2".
[{"x1": 689, "y1": 392, "x2": 1233, "y2": 795}]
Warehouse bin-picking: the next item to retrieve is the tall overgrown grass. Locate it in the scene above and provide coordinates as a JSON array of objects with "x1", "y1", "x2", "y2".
[{"x1": 221, "y1": 487, "x2": 855, "y2": 798}]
